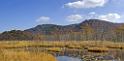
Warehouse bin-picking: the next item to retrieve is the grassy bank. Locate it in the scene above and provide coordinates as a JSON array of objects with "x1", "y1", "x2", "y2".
[
  {"x1": 0, "y1": 49, "x2": 56, "y2": 61},
  {"x1": 0, "y1": 41, "x2": 123, "y2": 50},
  {"x1": 0, "y1": 41, "x2": 123, "y2": 61}
]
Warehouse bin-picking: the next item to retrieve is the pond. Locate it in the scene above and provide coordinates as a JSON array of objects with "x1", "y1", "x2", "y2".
[
  {"x1": 57, "y1": 56, "x2": 82, "y2": 61},
  {"x1": 57, "y1": 56, "x2": 118, "y2": 61}
]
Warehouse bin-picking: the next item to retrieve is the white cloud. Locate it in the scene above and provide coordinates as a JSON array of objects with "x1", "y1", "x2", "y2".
[
  {"x1": 36, "y1": 16, "x2": 51, "y2": 24},
  {"x1": 64, "y1": 0, "x2": 108, "y2": 9},
  {"x1": 89, "y1": 12, "x2": 96, "y2": 15},
  {"x1": 66, "y1": 13, "x2": 122, "y2": 23},
  {"x1": 66, "y1": 14, "x2": 83, "y2": 23},
  {"x1": 98, "y1": 13, "x2": 121, "y2": 22}
]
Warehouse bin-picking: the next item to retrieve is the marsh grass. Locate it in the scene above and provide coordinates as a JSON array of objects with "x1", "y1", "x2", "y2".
[
  {"x1": 0, "y1": 40, "x2": 123, "y2": 61},
  {"x1": 0, "y1": 49, "x2": 57, "y2": 61}
]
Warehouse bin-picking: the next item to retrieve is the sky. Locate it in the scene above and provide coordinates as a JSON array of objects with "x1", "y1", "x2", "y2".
[{"x1": 0, "y1": 0, "x2": 124, "y2": 32}]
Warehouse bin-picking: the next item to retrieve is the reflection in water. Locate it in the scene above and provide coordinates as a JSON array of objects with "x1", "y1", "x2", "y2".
[{"x1": 57, "y1": 56, "x2": 82, "y2": 61}]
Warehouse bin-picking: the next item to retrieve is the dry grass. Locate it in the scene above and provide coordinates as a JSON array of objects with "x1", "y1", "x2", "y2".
[
  {"x1": 0, "y1": 49, "x2": 57, "y2": 61},
  {"x1": 0, "y1": 41, "x2": 123, "y2": 61},
  {"x1": 46, "y1": 47, "x2": 62, "y2": 52},
  {"x1": 87, "y1": 47, "x2": 109, "y2": 53},
  {"x1": 0, "y1": 41, "x2": 123, "y2": 50}
]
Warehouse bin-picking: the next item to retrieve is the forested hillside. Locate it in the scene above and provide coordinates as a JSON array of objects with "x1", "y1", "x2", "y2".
[{"x1": 0, "y1": 19, "x2": 124, "y2": 42}]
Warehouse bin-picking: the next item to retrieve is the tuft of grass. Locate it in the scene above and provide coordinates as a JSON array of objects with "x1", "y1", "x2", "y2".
[
  {"x1": 0, "y1": 49, "x2": 57, "y2": 61},
  {"x1": 46, "y1": 47, "x2": 62, "y2": 52},
  {"x1": 87, "y1": 47, "x2": 109, "y2": 53}
]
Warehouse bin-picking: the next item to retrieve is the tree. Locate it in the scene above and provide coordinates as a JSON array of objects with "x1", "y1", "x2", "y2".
[
  {"x1": 80, "y1": 24, "x2": 94, "y2": 41},
  {"x1": 0, "y1": 30, "x2": 34, "y2": 40},
  {"x1": 114, "y1": 25, "x2": 124, "y2": 42}
]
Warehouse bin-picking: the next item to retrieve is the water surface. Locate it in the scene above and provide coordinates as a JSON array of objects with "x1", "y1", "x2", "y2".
[{"x1": 57, "y1": 56, "x2": 82, "y2": 61}]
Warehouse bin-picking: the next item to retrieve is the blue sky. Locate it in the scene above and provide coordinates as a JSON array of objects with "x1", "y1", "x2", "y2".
[{"x1": 0, "y1": 0, "x2": 124, "y2": 32}]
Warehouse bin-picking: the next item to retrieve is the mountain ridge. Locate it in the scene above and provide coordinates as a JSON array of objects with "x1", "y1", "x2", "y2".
[
  {"x1": 0, "y1": 19, "x2": 124, "y2": 41},
  {"x1": 25, "y1": 19, "x2": 123, "y2": 34}
]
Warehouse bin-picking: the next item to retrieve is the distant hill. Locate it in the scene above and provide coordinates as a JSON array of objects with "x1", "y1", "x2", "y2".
[
  {"x1": 25, "y1": 19, "x2": 122, "y2": 35},
  {"x1": 0, "y1": 19, "x2": 124, "y2": 41}
]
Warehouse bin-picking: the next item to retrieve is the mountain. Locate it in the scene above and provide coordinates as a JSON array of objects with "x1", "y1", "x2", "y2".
[
  {"x1": 0, "y1": 19, "x2": 124, "y2": 41},
  {"x1": 25, "y1": 19, "x2": 122, "y2": 35}
]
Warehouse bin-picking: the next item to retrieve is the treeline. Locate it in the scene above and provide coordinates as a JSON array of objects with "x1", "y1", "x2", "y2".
[
  {"x1": 37, "y1": 24, "x2": 124, "y2": 42},
  {"x1": 0, "y1": 24, "x2": 124, "y2": 42},
  {"x1": 0, "y1": 30, "x2": 34, "y2": 40}
]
